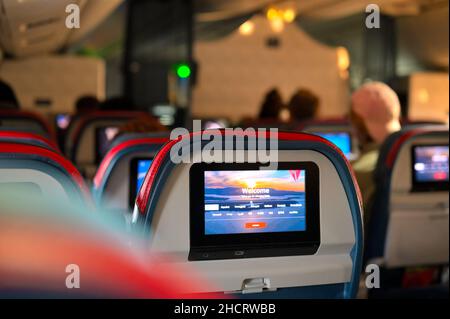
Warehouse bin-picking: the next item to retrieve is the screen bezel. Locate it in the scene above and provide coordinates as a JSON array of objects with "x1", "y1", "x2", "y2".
[
  {"x1": 411, "y1": 144, "x2": 449, "y2": 192},
  {"x1": 315, "y1": 131, "x2": 352, "y2": 158},
  {"x1": 129, "y1": 157, "x2": 154, "y2": 209},
  {"x1": 189, "y1": 162, "x2": 320, "y2": 258}
]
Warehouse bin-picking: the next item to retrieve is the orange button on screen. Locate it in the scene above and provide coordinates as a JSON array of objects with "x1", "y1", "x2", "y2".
[{"x1": 245, "y1": 222, "x2": 267, "y2": 229}]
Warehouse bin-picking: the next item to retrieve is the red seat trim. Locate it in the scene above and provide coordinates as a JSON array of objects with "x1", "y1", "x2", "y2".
[
  {"x1": 0, "y1": 142, "x2": 91, "y2": 203},
  {"x1": 93, "y1": 137, "x2": 168, "y2": 189},
  {"x1": 0, "y1": 110, "x2": 56, "y2": 141},
  {"x1": 0, "y1": 131, "x2": 60, "y2": 152},
  {"x1": 385, "y1": 128, "x2": 448, "y2": 168}
]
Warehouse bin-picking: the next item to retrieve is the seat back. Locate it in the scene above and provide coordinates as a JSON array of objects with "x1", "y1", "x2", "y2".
[
  {"x1": 367, "y1": 128, "x2": 449, "y2": 268},
  {"x1": 0, "y1": 110, "x2": 55, "y2": 140},
  {"x1": 0, "y1": 141, "x2": 91, "y2": 206},
  {"x1": 132, "y1": 130, "x2": 363, "y2": 298},
  {"x1": 67, "y1": 111, "x2": 151, "y2": 177},
  {"x1": 92, "y1": 133, "x2": 168, "y2": 213}
]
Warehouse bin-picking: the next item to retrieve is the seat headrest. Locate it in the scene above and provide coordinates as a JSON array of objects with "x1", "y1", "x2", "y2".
[
  {"x1": 375, "y1": 127, "x2": 449, "y2": 182},
  {"x1": 136, "y1": 130, "x2": 362, "y2": 214},
  {"x1": 109, "y1": 132, "x2": 170, "y2": 149},
  {"x1": 0, "y1": 110, "x2": 55, "y2": 140},
  {"x1": 93, "y1": 134, "x2": 169, "y2": 190},
  {"x1": 70, "y1": 111, "x2": 153, "y2": 162}
]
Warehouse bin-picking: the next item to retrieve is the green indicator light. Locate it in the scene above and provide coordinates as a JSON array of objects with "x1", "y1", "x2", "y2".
[{"x1": 176, "y1": 64, "x2": 191, "y2": 79}]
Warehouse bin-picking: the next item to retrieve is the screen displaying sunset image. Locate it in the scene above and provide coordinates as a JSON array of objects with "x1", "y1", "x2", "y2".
[{"x1": 204, "y1": 170, "x2": 306, "y2": 235}]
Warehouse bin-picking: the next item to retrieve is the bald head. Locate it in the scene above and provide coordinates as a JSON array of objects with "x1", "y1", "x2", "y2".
[{"x1": 351, "y1": 82, "x2": 401, "y2": 144}]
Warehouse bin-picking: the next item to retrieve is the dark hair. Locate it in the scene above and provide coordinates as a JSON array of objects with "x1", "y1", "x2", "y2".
[
  {"x1": 258, "y1": 88, "x2": 283, "y2": 119},
  {"x1": 288, "y1": 89, "x2": 320, "y2": 121},
  {"x1": 0, "y1": 80, "x2": 19, "y2": 109},
  {"x1": 75, "y1": 95, "x2": 99, "y2": 114}
]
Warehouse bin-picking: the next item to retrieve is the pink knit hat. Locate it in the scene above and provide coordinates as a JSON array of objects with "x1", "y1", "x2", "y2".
[{"x1": 351, "y1": 82, "x2": 401, "y2": 144}]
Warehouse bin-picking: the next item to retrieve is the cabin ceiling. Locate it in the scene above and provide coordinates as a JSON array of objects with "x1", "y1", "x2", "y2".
[
  {"x1": 0, "y1": 0, "x2": 124, "y2": 58},
  {"x1": 0, "y1": 0, "x2": 447, "y2": 60},
  {"x1": 195, "y1": 0, "x2": 448, "y2": 21}
]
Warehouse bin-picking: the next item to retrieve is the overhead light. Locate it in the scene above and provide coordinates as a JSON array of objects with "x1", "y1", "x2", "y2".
[
  {"x1": 337, "y1": 47, "x2": 350, "y2": 71},
  {"x1": 267, "y1": 6, "x2": 297, "y2": 23},
  {"x1": 266, "y1": 7, "x2": 279, "y2": 21},
  {"x1": 239, "y1": 20, "x2": 255, "y2": 36},
  {"x1": 337, "y1": 47, "x2": 350, "y2": 79},
  {"x1": 283, "y1": 8, "x2": 296, "y2": 23}
]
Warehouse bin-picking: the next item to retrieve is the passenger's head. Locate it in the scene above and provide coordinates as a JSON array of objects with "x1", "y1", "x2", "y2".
[
  {"x1": 75, "y1": 95, "x2": 99, "y2": 115},
  {"x1": 259, "y1": 88, "x2": 284, "y2": 119},
  {"x1": 99, "y1": 96, "x2": 134, "y2": 111},
  {"x1": 288, "y1": 89, "x2": 320, "y2": 122},
  {"x1": 351, "y1": 82, "x2": 401, "y2": 145},
  {"x1": 0, "y1": 80, "x2": 19, "y2": 109}
]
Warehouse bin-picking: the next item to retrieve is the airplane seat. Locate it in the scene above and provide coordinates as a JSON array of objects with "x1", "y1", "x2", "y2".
[
  {"x1": 0, "y1": 141, "x2": 92, "y2": 206},
  {"x1": 366, "y1": 128, "x2": 449, "y2": 298},
  {"x1": 68, "y1": 111, "x2": 152, "y2": 178},
  {"x1": 92, "y1": 133, "x2": 168, "y2": 215},
  {"x1": 0, "y1": 130, "x2": 60, "y2": 152},
  {"x1": 298, "y1": 119, "x2": 359, "y2": 160},
  {"x1": 0, "y1": 110, "x2": 55, "y2": 140},
  {"x1": 132, "y1": 130, "x2": 363, "y2": 298}
]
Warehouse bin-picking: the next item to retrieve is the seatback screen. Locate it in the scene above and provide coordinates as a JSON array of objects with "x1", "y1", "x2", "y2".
[
  {"x1": 412, "y1": 145, "x2": 449, "y2": 190},
  {"x1": 189, "y1": 162, "x2": 320, "y2": 261},
  {"x1": 136, "y1": 159, "x2": 152, "y2": 192},
  {"x1": 129, "y1": 158, "x2": 153, "y2": 209},
  {"x1": 316, "y1": 132, "x2": 352, "y2": 158},
  {"x1": 204, "y1": 170, "x2": 306, "y2": 235}
]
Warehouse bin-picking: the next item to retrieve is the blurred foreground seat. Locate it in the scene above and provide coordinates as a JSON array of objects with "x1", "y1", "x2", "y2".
[{"x1": 0, "y1": 140, "x2": 91, "y2": 206}]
